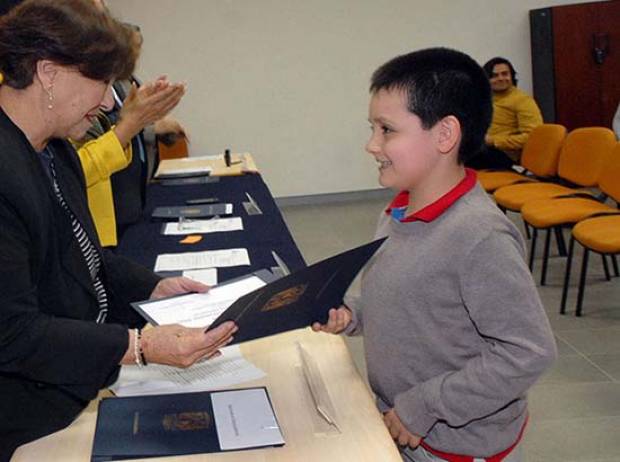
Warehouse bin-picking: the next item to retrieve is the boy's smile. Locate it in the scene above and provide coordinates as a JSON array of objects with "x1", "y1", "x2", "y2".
[{"x1": 366, "y1": 88, "x2": 439, "y2": 192}]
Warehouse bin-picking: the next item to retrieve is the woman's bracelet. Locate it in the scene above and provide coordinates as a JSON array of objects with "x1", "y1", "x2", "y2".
[{"x1": 134, "y1": 328, "x2": 148, "y2": 367}]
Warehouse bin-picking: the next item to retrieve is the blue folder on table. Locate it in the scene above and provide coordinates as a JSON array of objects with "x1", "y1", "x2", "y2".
[{"x1": 91, "y1": 387, "x2": 283, "y2": 461}]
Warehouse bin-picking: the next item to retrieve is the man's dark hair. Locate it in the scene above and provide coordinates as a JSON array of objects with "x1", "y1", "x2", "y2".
[
  {"x1": 0, "y1": 0, "x2": 136, "y2": 89},
  {"x1": 370, "y1": 47, "x2": 492, "y2": 164},
  {"x1": 482, "y1": 57, "x2": 518, "y2": 86}
]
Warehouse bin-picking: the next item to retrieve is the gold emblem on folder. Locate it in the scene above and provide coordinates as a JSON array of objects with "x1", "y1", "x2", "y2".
[
  {"x1": 261, "y1": 283, "x2": 308, "y2": 312},
  {"x1": 162, "y1": 412, "x2": 211, "y2": 431}
]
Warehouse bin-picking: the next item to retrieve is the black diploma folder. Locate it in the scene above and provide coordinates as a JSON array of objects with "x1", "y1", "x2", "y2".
[
  {"x1": 91, "y1": 387, "x2": 283, "y2": 461},
  {"x1": 207, "y1": 237, "x2": 387, "y2": 344},
  {"x1": 151, "y1": 203, "x2": 231, "y2": 220}
]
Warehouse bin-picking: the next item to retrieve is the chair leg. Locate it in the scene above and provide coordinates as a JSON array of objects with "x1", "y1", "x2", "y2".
[
  {"x1": 523, "y1": 221, "x2": 531, "y2": 240},
  {"x1": 576, "y1": 248, "x2": 590, "y2": 317},
  {"x1": 612, "y1": 255, "x2": 619, "y2": 277},
  {"x1": 602, "y1": 255, "x2": 611, "y2": 281},
  {"x1": 529, "y1": 227, "x2": 538, "y2": 272},
  {"x1": 554, "y1": 227, "x2": 567, "y2": 257},
  {"x1": 560, "y1": 237, "x2": 575, "y2": 315},
  {"x1": 541, "y1": 228, "x2": 552, "y2": 286}
]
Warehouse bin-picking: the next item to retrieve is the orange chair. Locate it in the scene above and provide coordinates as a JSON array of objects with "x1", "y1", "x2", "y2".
[
  {"x1": 477, "y1": 124, "x2": 566, "y2": 193},
  {"x1": 493, "y1": 127, "x2": 617, "y2": 263},
  {"x1": 521, "y1": 142, "x2": 620, "y2": 285},
  {"x1": 560, "y1": 213, "x2": 620, "y2": 316},
  {"x1": 158, "y1": 136, "x2": 188, "y2": 160}
]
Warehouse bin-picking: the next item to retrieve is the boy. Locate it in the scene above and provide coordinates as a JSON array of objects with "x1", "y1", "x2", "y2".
[{"x1": 312, "y1": 48, "x2": 556, "y2": 462}]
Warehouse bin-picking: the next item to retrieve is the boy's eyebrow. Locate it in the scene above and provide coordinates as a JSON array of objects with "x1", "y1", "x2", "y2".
[{"x1": 369, "y1": 116, "x2": 393, "y2": 125}]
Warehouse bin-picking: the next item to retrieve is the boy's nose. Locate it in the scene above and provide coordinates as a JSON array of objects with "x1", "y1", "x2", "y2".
[{"x1": 366, "y1": 136, "x2": 381, "y2": 155}]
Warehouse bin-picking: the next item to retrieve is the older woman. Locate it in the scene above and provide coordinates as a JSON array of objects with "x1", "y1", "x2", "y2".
[{"x1": 0, "y1": 1, "x2": 236, "y2": 458}]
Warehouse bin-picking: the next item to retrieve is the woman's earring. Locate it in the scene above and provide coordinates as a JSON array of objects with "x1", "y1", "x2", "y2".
[{"x1": 47, "y1": 86, "x2": 54, "y2": 110}]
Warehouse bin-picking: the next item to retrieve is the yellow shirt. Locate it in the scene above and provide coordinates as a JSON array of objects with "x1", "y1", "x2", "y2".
[
  {"x1": 75, "y1": 130, "x2": 132, "y2": 247},
  {"x1": 487, "y1": 86, "x2": 543, "y2": 157}
]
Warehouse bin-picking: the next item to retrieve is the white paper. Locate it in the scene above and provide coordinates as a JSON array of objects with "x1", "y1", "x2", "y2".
[
  {"x1": 135, "y1": 275, "x2": 266, "y2": 328},
  {"x1": 154, "y1": 248, "x2": 250, "y2": 272},
  {"x1": 179, "y1": 155, "x2": 221, "y2": 161},
  {"x1": 212, "y1": 388, "x2": 284, "y2": 450},
  {"x1": 111, "y1": 346, "x2": 265, "y2": 397},
  {"x1": 163, "y1": 217, "x2": 244, "y2": 236},
  {"x1": 160, "y1": 165, "x2": 212, "y2": 175},
  {"x1": 182, "y1": 268, "x2": 218, "y2": 286}
]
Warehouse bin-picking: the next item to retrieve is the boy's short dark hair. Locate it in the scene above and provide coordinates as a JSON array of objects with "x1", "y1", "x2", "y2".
[
  {"x1": 483, "y1": 57, "x2": 518, "y2": 87},
  {"x1": 370, "y1": 47, "x2": 492, "y2": 164}
]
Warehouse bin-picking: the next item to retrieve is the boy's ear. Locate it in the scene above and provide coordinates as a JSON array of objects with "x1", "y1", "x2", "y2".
[{"x1": 435, "y1": 115, "x2": 461, "y2": 155}]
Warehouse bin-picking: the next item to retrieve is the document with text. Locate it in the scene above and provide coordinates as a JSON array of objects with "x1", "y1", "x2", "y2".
[
  {"x1": 163, "y1": 217, "x2": 243, "y2": 235},
  {"x1": 212, "y1": 388, "x2": 284, "y2": 451},
  {"x1": 132, "y1": 275, "x2": 267, "y2": 328},
  {"x1": 154, "y1": 248, "x2": 250, "y2": 272},
  {"x1": 111, "y1": 346, "x2": 265, "y2": 397}
]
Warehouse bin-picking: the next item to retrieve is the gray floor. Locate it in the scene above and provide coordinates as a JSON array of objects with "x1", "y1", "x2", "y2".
[{"x1": 279, "y1": 197, "x2": 620, "y2": 462}]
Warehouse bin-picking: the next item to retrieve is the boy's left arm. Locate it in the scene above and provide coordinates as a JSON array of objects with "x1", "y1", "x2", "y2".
[{"x1": 393, "y1": 230, "x2": 557, "y2": 437}]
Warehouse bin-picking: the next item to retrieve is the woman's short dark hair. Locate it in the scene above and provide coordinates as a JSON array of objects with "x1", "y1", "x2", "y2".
[
  {"x1": 482, "y1": 57, "x2": 518, "y2": 87},
  {"x1": 370, "y1": 47, "x2": 492, "y2": 164},
  {"x1": 0, "y1": 0, "x2": 136, "y2": 89}
]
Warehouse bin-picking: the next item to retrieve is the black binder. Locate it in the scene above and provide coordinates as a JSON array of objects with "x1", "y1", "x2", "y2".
[
  {"x1": 207, "y1": 238, "x2": 386, "y2": 344},
  {"x1": 151, "y1": 203, "x2": 231, "y2": 220},
  {"x1": 91, "y1": 387, "x2": 283, "y2": 461}
]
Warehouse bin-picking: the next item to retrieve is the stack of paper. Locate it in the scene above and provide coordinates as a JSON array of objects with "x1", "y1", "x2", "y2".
[{"x1": 111, "y1": 346, "x2": 265, "y2": 397}]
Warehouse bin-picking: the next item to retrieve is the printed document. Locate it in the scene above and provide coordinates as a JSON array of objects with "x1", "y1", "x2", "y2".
[
  {"x1": 134, "y1": 275, "x2": 266, "y2": 327},
  {"x1": 182, "y1": 268, "x2": 218, "y2": 286},
  {"x1": 111, "y1": 346, "x2": 265, "y2": 397},
  {"x1": 212, "y1": 388, "x2": 284, "y2": 450},
  {"x1": 163, "y1": 217, "x2": 243, "y2": 235},
  {"x1": 154, "y1": 248, "x2": 250, "y2": 272}
]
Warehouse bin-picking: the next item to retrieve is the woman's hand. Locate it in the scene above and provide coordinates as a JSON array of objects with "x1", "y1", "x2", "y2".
[
  {"x1": 141, "y1": 322, "x2": 237, "y2": 368},
  {"x1": 311, "y1": 305, "x2": 352, "y2": 334},
  {"x1": 150, "y1": 276, "x2": 208, "y2": 300},
  {"x1": 113, "y1": 79, "x2": 186, "y2": 146}
]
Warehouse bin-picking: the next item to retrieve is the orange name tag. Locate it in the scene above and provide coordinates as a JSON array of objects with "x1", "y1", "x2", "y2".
[{"x1": 179, "y1": 235, "x2": 202, "y2": 244}]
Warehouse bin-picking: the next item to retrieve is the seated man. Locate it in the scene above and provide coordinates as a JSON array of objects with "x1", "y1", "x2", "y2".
[{"x1": 467, "y1": 57, "x2": 543, "y2": 170}]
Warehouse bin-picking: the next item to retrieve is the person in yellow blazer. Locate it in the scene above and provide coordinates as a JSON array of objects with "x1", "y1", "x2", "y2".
[{"x1": 75, "y1": 79, "x2": 186, "y2": 246}]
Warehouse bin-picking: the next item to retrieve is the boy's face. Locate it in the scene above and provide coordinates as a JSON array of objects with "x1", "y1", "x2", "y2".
[{"x1": 366, "y1": 89, "x2": 439, "y2": 191}]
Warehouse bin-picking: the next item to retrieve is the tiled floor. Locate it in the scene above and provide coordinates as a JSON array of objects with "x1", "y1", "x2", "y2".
[{"x1": 279, "y1": 197, "x2": 620, "y2": 462}]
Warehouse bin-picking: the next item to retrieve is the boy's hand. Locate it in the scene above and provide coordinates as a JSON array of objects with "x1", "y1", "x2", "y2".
[
  {"x1": 384, "y1": 409, "x2": 422, "y2": 448},
  {"x1": 311, "y1": 306, "x2": 352, "y2": 334}
]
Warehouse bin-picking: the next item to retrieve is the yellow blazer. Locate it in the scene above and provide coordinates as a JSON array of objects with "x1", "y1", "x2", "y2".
[{"x1": 76, "y1": 130, "x2": 132, "y2": 247}]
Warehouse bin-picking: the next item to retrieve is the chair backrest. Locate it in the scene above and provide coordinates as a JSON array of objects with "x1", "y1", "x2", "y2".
[
  {"x1": 521, "y1": 123, "x2": 567, "y2": 177},
  {"x1": 557, "y1": 127, "x2": 616, "y2": 187},
  {"x1": 598, "y1": 142, "x2": 620, "y2": 202},
  {"x1": 158, "y1": 137, "x2": 189, "y2": 160}
]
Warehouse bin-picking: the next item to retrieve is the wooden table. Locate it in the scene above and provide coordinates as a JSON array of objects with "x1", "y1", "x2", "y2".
[{"x1": 12, "y1": 329, "x2": 402, "y2": 461}]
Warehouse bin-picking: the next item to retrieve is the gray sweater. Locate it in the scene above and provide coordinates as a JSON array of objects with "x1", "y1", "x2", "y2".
[{"x1": 345, "y1": 184, "x2": 556, "y2": 457}]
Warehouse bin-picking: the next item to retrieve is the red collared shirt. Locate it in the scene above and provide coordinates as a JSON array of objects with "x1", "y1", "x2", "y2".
[{"x1": 385, "y1": 168, "x2": 477, "y2": 223}]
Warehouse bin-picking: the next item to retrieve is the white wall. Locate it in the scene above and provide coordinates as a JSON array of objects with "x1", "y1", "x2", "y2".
[{"x1": 108, "y1": 0, "x2": 599, "y2": 198}]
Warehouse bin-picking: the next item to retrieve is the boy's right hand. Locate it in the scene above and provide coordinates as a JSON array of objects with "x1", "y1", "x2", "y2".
[{"x1": 311, "y1": 306, "x2": 352, "y2": 334}]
